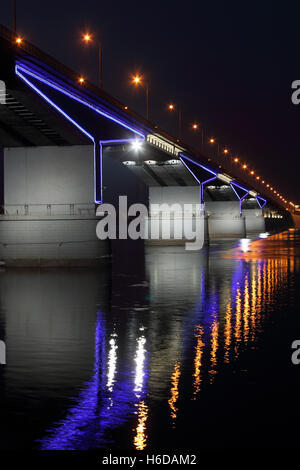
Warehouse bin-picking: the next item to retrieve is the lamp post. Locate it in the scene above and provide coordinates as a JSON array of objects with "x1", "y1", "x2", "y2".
[
  {"x1": 82, "y1": 33, "x2": 103, "y2": 89},
  {"x1": 192, "y1": 123, "x2": 204, "y2": 151},
  {"x1": 132, "y1": 75, "x2": 149, "y2": 120},
  {"x1": 209, "y1": 138, "x2": 220, "y2": 163},
  {"x1": 168, "y1": 104, "x2": 182, "y2": 141}
]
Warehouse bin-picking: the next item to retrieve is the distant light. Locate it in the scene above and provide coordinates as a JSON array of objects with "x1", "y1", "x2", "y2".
[
  {"x1": 234, "y1": 157, "x2": 239, "y2": 163},
  {"x1": 83, "y1": 33, "x2": 92, "y2": 42},
  {"x1": 15, "y1": 36, "x2": 23, "y2": 45},
  {"x1": 224, "y1": 148, "x2": 228, "y2": 154},
  {"x1": 192, "y1": 123, "x2": 198, "y2": 129},
  {"x1": 251, "y1": 170, "x2": 254, "y2": 175},
  {"x1": 133, "y1": 75, "x2": 142, "y2": 85},
  {"x1": 256, "y1": 176, "x2": 260, "y2": 180},
  {"x1": 78, "y1": 76, "x2": 85, "y2": 84},
  {"x1": 168, "y1": 104, "x2": 175, "y2": 110},
  {"x1": 243, "y1": 164, "x2": 247, "y2": 169},
  {"x1": 131, "y1": 140, "x2": 143, "y2": 152},
  {"x1": 259, "y1": 232, "x2": 269, "y2": 239},
  {"x1": 124, "y1": 106, "x2": 128, "y2": 110},
  {"x1": 240, "y1": 238, "x2": 250, "y2": 252},
  {"x1": 209, "y1": 138, "x2": 215, "y2": 144}
]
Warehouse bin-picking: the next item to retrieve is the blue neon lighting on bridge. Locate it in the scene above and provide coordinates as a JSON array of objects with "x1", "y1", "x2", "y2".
[
  {"x1": 256, "y1": 195, "x2": 267, "y2": 213},
  {"x1": 15, "y1": 64, "x2": 144, "y2": 204},
  {"x1": 15, "y1": 64, "x2": 145, "y2": 138},
  {"x1": 230, "y1": 181, "x2": 249, "y2": 215},
  {"x1": 179, "y1": 154, "x2": 217, "y2": 203}
]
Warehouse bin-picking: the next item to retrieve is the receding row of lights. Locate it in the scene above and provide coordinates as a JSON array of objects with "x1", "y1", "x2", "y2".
[{"x1": 13, "y1": 35, "x2": 297, "y2": 210}]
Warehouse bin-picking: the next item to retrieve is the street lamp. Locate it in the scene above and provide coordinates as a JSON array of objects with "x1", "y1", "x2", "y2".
[
  {"x1": 82, "y1": 32, "x2": 103, "y2": 89},
  {"x1": 209, "y1": 137, "x2": 220, "y2": 163},
  {"x1": 131, "y1": 75, "x2": 149, "y2": 120},
  {"x1": 168, "y1": 104, "x2": 182, "y2": 140},
  {"x1": 192, "y1": 122, "x2": 204, "y2": 150}
]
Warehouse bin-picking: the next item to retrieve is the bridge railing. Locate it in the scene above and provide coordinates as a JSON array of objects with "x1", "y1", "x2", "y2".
[{"x1": 0, "y1": 203, "x2": 96, "y2": 217}]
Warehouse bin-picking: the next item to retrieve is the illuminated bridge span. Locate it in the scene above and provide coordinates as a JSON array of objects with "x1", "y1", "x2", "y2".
[{"x1": 0, "y1": 25, "x2": 293, "y2": 265}]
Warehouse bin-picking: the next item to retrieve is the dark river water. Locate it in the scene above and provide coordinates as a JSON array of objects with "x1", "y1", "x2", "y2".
[{"x1": 0, "y1": 229, "x2": 299, "y2": 450}]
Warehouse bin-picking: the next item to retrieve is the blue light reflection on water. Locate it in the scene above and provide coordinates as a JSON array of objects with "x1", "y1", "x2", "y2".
[{"x1": 0, "y1": 230, "x2": 299, "y2": 449}]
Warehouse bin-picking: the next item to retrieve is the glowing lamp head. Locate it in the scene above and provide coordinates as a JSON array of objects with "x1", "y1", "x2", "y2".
[
  {"x1": 234, "y1": 157, "x2": 239, "y2": 163},
  {"x1": 83, "y1": 33, "x2": 92, "y2": 42},
  {"x1": 251, "y1": 171, "x2": 254, "y2": 175},
  {"x1": 192, "y1": 123, "x2": 198, "y2": 130},
  {"x1": 78, "y1": 76, "x2": 85, "y2": 84},
  {"x1": 15, "y1": 36, "x2": 23, "y2": 45},
  {"x1": 131, "y1": 140, "x2": 143, "y2": 152},
  {"x1": 209, "y1": 138, "x2": 215, "y2": 144},
  {"x1": 133, "y1": 75, "x2": 142, "y2": 85},
  {"x1": 243, "y1": 164, "x2": 247, "y2": 169},
  {"x1": 168, "y1": 104, "x2": 175, "y2": 110},
  {"x1": 224, "y1": 148, "x2": 228, "y2": 154}
]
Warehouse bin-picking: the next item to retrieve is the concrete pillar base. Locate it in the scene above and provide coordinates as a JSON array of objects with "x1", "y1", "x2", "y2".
[
  {"x1": 243, "y1": 209, "x2": 266, "y2": 234},
  {"x1": 208, "y1": 216, "x2": 246, "y2": 239},
  {"x1": 0, "y1": 215, "x2": 109, "y2": 266},
  {"x1": 144, "y1": 214, "x2": 208, "y2": 248}
]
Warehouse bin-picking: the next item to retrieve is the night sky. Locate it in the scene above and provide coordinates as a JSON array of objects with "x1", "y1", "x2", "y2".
[{"x1": 1, "y1": 1, "x2": 299, "y2": 202}]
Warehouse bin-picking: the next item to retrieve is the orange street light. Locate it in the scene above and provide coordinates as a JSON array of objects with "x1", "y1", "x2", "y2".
[
  {"x1": 82, "y1": 32, "x2": 103, "y2": 88},
  {"x1": 78, "y1": 76, "x2": 85, "y2": 85},
  {"x1": 223, "y1": 148, "x2": 228, "y2": 154},
  {"x1": 168, "y1": 103, "x2": 182, "y2": 140},
  {"x1": 234, "y1": 157, "x2": 239, "y2": 163},
  {"x1": 15, "y1": 36, "x2": 23, "y2": 45},
  {"x1": 242, "y1": 164, "x2": 247, "y2": 169},
  {"x1": 83, "y1": 33, "x2": 92, "y2": 42}
]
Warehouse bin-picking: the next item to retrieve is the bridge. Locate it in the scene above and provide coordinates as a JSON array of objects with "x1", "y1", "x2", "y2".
[{"x1": 0, "y1": 25, "x2": 294, "y2": 265}]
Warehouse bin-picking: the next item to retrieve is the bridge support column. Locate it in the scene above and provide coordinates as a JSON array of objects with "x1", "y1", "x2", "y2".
[
  {"x1": 0, "y1": 145, "x2": 109, "y2": 266},
  {"x1": 243, "y1": 209, "x2": 266, "y2": 234},
  {"x1": 205, "y1": 201, "x2": 246, "y2": 239},
  {"x1": 145, "y1": 186, "x2": 208, "y2": 247}
]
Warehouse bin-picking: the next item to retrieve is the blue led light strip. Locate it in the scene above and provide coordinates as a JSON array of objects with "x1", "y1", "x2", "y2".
[
  {"x1": 256, "y1": 196, "x2": 267, "y2": 214},
  {"x1": 180, "y1": 154, "x2": 217, "y2": 203},
  {"x1": 15, "y1": 64, "x2": 145, "y2": 138},
  {"x1": 230, "y1": 181, "x2": 249, "y2": 215},
  {"x1": 15, "y1": 64, "x2": 144, "y2": 203}
]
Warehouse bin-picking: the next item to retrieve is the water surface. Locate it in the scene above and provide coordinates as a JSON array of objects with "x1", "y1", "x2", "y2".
[{"x1": 0, "y1": 230, "x2": 299, "y2": 449}]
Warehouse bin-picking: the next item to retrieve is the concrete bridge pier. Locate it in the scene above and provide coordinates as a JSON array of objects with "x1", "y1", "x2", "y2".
[
  {"x1": 146, "y1": 186, "x2": 208, "y2": 247},
  {"x1": 242, "y1": 197, "x2": 266, "y2": 235},
  {"x1": 0, "y1": 145, "x2": 108, "y2": 266},
  {"x1": 205, "y1": 200, "x2": 246, "y2": 239}
]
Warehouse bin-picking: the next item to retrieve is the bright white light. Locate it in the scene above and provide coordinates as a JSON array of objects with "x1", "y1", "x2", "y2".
[
  {"x1": 131, "y1": 140, "x2": 143, "y2": 152},
  {"x1": 107, "y1": 336, "x2": 118, "y2": 392},
  {"x1": 165, "y1": 159, "x2": 181, "y2": 165},
  {"x1": 134, "y1": 335, "x2": 146, "y2": 396},
  {"x1": 259, "y1": 232, "x2": 269, "y2": 239},
  {"x1": 240, "y1": 238, "x2": 250, "y2": 252}
]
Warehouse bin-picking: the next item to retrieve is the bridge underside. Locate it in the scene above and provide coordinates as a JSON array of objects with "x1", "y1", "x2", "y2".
[{"x1": 0, "y1": 30, "x2": 293, "y2": 264}]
